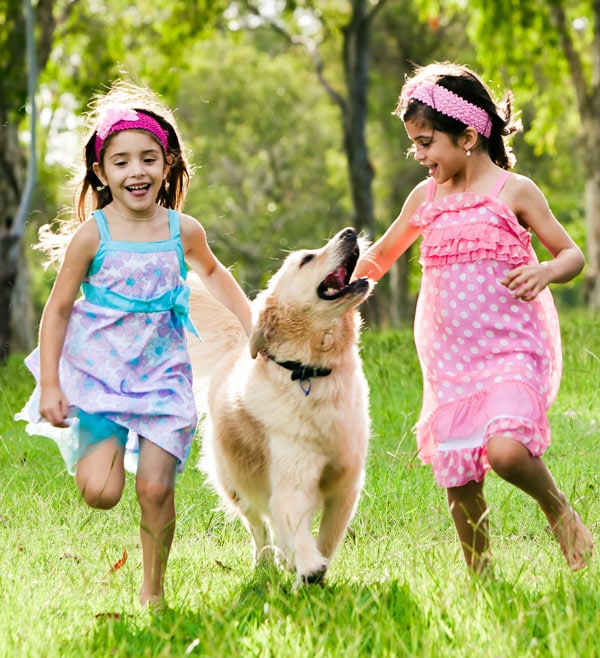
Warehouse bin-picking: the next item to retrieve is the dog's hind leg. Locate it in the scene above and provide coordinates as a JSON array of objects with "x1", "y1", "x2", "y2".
[
  {"x1": 237, "y1": 502, "x2": 277, "y2": 567},
  {"x1": 316, "y1": 487, "x2": 361, "y2": 561}
]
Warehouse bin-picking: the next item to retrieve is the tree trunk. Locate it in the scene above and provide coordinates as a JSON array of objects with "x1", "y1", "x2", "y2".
[
  {"x1": 10, "y1": 246, "x2": 36, "y2": 354},
  {"x1": 342, "y1": 0, "x2": 375, "y2": 239},
  {"x1": 581, "y1": 110, "x2": 600, "y2": 308},
  {"x1": 0, "y1": 112, "x2": 28, "y2": 361},
  {"x1": 341, "y1": 0, "x2": 378, "y2": 325},
  {"x1": 583, "y1": 162, "x2": 600, "y2": 308}
]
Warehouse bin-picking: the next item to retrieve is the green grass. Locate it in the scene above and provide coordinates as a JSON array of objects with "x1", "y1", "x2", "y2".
[{"x1": 1, "y1": 311, "x2": 599, "y2": 657}]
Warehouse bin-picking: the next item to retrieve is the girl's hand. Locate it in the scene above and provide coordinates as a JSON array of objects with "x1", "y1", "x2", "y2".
[
  {"x1": 501, "y1": 263, "x2": 552, "y2": 301},
  {"x1": 39, "y1": 385, "x2": 70, "y2": 428}
]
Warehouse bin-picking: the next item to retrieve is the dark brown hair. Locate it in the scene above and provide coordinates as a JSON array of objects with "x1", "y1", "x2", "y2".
[{"x1": 396, "y1": 62, "x2": 520, "y2": 169}]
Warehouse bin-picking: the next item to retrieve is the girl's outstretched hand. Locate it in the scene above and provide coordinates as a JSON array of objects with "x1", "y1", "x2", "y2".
[
  {"x1": 39, "y1": 385, "x2": 70, "y2": 428},
  {"x1": 501, "y1": 263, "x2": 551, "y2": 302}
]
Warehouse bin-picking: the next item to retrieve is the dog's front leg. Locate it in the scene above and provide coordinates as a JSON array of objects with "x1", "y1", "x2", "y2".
[
  {"x1": 269, "y1": 460, "x2": 327, "y2": 585},
  {"x1": 317, "y1": 486, "x2": 361, "y2": 560}
]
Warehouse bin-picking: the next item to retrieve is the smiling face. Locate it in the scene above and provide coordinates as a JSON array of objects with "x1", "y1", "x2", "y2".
[
  {"x1": 404, "y1": 119, "x2": 467, "y2": 184},
  {"x1": 93, "y1": 129, "x2": 169, "y2": 216}
]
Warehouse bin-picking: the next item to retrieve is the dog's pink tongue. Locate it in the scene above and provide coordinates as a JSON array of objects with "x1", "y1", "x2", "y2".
[{"x1": 323, "y1": 267, "x2": 345, "y2": 289}]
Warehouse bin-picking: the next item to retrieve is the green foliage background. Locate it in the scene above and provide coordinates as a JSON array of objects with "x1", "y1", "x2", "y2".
[{"x1": 20, "y1": 0, "x2": 591, "y2": 319}]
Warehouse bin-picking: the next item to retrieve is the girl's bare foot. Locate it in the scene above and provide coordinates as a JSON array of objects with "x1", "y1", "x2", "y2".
[
  {"x1": 139, "y1": 587, "x2": 164, "y2": 609},
  {"x1": 551, "y1": 507, "x2": 594, "y2": 570}
]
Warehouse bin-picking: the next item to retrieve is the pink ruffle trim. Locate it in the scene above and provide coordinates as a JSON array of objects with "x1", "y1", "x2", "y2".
[
  {"x1": 431, "y1": 417, "x2": 549, "y2": 488},
  {"x1": 418, "y1": 222, "x2": 531, "y2": 267},
  {"x1": 417, "y1": 381, "x2": 549, "y2": 454},
  {"x1": 416, "y1": 381, "x2": 552, "y2": 488},
  {"x1": 411, "y1": 193, "x2": 516, "y2": 228}
]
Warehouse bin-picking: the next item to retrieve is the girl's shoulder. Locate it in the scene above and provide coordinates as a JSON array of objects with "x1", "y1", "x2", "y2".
[
  {"x1": 499, "y1": 171, "x2": 541, "y2": 198},
  {"x1": 404, "y1": 178, "x2": 432, "y2": 212},
  {"x1": 498, "y1": 172, "x2": 547, "y2": 217},
  {"x1": 411, "y1": 177, "x2": 432, "y2": 200},
  {"x1": 178, "y1": 212, "x2": 205, "y2": 234},
  {"x1": 178, "y1": 212, "x2": 208, "y2": 250},
  {"x1": 62, "y1": 217, "x2": 101, "y2": 264},
  {"x1": 72, "y1": 216, "x2": 101, "y2": 243}
]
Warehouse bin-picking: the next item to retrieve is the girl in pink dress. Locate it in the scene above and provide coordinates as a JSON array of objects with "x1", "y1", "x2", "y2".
[
  {"x1": 355, "y1": 62, "x2": 593, "y2": 573},
  {"x1": 18, "y1": 81, "x2": 252, "y2": 606}
]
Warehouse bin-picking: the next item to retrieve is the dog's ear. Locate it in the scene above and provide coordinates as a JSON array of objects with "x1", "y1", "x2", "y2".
[{"x1": 249, "y1": 325, "x2": 267, "y2": 359}]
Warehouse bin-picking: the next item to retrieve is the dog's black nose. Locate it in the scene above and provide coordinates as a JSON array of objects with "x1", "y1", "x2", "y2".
[{"x1": 340, "y1": 227, "x2": 356, "y2": 241}]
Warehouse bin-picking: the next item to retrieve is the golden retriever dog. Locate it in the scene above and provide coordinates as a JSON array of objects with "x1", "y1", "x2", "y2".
[{"x1": 188, "y1": 227, "x2": 372, "y2": 585}]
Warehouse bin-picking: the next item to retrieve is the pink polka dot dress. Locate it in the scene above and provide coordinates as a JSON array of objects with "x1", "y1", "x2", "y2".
[{"x1": 409, "y1": 171, "x2": 562, "y2": 488}]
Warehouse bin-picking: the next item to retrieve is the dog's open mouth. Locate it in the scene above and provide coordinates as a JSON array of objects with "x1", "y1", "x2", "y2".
[{"x1": 317, "y1": 244, "x2": 368, "y2": 300}]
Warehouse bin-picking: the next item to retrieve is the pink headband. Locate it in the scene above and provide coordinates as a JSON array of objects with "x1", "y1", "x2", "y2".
[
  {"x1": 405, "y1": 82, "x2": 492, "y2": 138},
  {"x1": 94, "y1": 106, "x2": 169, "y2": 161}
]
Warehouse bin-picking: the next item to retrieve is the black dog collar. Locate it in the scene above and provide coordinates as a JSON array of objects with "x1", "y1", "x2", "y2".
[{"x1": 266, "y1": 353, "x2": 332, "y2": 396}]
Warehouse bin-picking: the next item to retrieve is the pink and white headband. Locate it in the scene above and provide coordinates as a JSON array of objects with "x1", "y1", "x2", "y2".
[
  {"x1": 94, "y1": 106, "x2": 169, "y2": 161},
  {"x1": 404, "y1": 82, "x2": 492, "y2": 138}
]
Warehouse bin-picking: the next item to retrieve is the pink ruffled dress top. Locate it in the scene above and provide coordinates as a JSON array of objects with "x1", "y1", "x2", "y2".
[{"x1": 409, "y1": 171, "x2": 562, "y2": 487}]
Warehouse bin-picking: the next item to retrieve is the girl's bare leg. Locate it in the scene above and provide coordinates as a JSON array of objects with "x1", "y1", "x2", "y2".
[
  {"x1": 75, "y1": 437, "x2": 125, "y2": 509},
  {"x1": 136, "y1": 438, "x2": 177, "y2": 607},
  {"x1": 487, "y1": 436, "x2": 593, "y2": 569},
  {"x1": 447, "y1": 478, "x2": 490, "y2": 573}
]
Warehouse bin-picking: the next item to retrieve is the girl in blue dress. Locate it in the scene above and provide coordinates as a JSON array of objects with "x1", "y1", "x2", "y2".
[{"x1": 18, "y1": 80, "x2": 252, "y2": 607}]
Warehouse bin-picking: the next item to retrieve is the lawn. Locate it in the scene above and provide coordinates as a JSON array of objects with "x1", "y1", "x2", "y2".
[{"x1": 0, "y1": 311, "x2": 598, "y2": 657}]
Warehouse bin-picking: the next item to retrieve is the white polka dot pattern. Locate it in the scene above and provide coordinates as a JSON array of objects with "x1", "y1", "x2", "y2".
[{"x1": 408, "y1": 178, "x2": 562, "y2": 488}]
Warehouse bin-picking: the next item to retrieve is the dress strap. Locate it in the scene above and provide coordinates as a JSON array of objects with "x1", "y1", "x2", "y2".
[
  {"x1": 168, "y1": 209, "x2": 180, "y2": 239},
  {"x1": 489, "y1": 170, "x2": 512, "y2": 198},
  {"x1": 92, "y1": 209, "x2": 112, "y2": 241},
  {"x1": 425, "y1": 177, "x2": 437, "y2": 202},
  {"x1": 167, "y1": 210, "x2": 189, "y2": 280}
]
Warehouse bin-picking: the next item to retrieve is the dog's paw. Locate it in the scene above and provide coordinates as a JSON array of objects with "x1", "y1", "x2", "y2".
[
  {"x1": 293, "y1": 553, "x2": 328, "y2": 588},
  {"x1": 301, "y1": 566, "x2": 327, "y2": 586},
  {"x1": 292, "y1": 565, "x2": 327, "y2": 591}
]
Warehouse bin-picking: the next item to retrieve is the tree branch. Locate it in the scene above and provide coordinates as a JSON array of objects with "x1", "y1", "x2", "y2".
[
  {"x1": 549, "y1": 2, "x2": 590, "y2": 113},
  {"x1": 243, "y1": 1, "x2": 347, "y2": 111}
]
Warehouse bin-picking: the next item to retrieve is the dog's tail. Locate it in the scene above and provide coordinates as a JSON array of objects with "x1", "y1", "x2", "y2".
[{"x1": 187, "y1": 273, "x2": 247, "y2": 410}]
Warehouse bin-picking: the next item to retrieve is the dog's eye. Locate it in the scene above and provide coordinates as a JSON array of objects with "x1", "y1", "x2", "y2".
[{"x1": 299, "y1": 254, "x2": 314, "y2": 268}]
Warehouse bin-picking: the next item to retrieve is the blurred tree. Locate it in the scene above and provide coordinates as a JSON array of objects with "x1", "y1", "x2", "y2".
[
  {"x1": 238, "y1": 0, "x2": 388, "y2": 242},
  {"x1": 1, "y1": 0, "x2": 57, "y2": 360},
  {"x1": 178, "y1": 34, "x2": 351, "y2": 295}
]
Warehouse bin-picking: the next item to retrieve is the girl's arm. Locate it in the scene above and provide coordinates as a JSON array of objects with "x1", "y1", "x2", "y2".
[
  {"x1": 38, "y1": 221, "x2": 99, "y2": 426},
  {"x1": 354, "y1": 182, "x2": 426, "y2": 281},
  {"x1": 180, "y1": 215, "x2": 252, "y2": 335},
  {"x1": 501, "y1": 175, "x2": 585, "y2": 301}
]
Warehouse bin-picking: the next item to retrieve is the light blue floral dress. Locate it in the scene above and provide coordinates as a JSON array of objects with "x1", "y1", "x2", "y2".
[{"x1": 17, "y1": 209, "x2": 199, "y2": 474}]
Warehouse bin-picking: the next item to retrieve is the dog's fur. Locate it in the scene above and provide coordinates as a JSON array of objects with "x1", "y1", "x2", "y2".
[{"x1": 188, "y1": 227, "x2": 372, "y2": 585}]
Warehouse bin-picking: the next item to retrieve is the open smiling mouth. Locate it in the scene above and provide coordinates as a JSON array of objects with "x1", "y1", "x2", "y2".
[{"x1": 317, "y1": 244, "x2": 368, "y2": 300}]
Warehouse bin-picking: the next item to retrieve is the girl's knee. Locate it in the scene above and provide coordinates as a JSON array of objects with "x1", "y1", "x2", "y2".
[
  {"x1": 487, "y1": 436, "x2": 529, "y2": 478},
  {"x1": 76, "y1": 473, "x2": 124, "y2": 509},
  {"x1": 75, "y1": 439, "x2": 125, "y2": 508},
  {"x1": 136, "y1": 478, "x2": 173, "y2": 509}
]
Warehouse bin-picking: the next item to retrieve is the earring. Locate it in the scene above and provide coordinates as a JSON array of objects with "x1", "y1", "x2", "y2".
[
  {"x1": 466, "y1": 149, "x2": 471, "y2": 157},
  {"x1": 96, "y1": 184, "x2": 106, "y2": 191}
]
